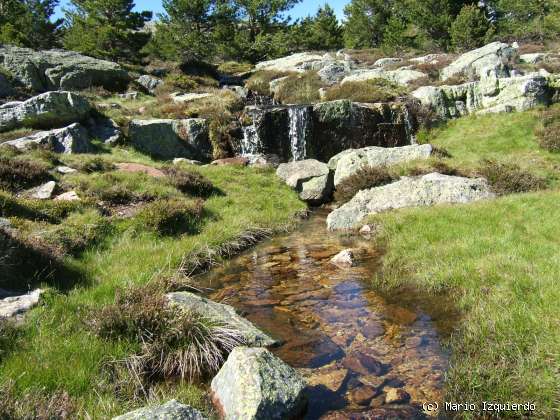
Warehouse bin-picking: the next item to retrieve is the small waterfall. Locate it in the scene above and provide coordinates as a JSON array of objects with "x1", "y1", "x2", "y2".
[
  {"x1": 288, "y1": 106, "x2": 310, "y2": 161},
  {"x1": 402, "y1": 105, "x2": 417, "y2": 144},
  {"x1": 240, "y1": 123, "x2": 261, "y2": 155}
]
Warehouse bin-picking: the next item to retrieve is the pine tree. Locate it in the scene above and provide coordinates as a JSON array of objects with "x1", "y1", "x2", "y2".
[
  {"x1": 451, "y1": 4, "x2": 491, "y2": 51},
  {"x1": 403, "y1": 0, "x2": 455, "y2": 49},
  {"x1": 146, "y1": 0, "x2": 216, "y2": 62},
  {"x1": 63, "y1": 0, "x2": 152, "y2": 62},
  {"x1": 307, "y1": 4, "x2": 343, "y2": 51},
  {"x1": 0, "y1": 0, "x2": 62, "y2": 49},
  {"x1": 343, "y1": 0, "x2": 392, "y2": 49},
  {"x1": 489, "y1": 0, "x2": 560, "y2": 40}
]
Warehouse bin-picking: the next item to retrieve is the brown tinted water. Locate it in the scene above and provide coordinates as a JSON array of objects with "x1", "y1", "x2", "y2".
[{"x1": 197, "y1": 209, "x2": 456, "y2": 419}]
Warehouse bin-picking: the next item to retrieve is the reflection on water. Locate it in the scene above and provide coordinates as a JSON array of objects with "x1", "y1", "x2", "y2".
[{"x1": 197, "y1": 210, "x2": 455, "y2": 419}]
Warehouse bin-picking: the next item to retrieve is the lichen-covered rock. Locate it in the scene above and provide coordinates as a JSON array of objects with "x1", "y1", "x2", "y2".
[
  {"x1": 113, "y1": 400, "x2": 207, "y2": 420},
  {"x1": 341, "y1": 68, "x2": 426, "y2": 86},
  {"x1": 256, "y1": 52, "x2": 328, "y2": 73},
  {"x1": 167, "y1": 292, "x2": 277, "y2": 347},
  {"x1": 413, "y1": 73, "x2": 550, "y2": 119},
  {"x1": 3, "y1": 123, "x2": 91, "y2": 153},
  {"x1": 211, "y1": 347, "x2": 306, "y2": 420},
  {"x1": 374, "y1": 57, "x2": 403, "y2": 67},
  {"x1": 520, "y1": 53, "x2": 549, "y2": 64},
  {"x1": 331, "y1": 144, "x2": 433, "y2": 186},
  {"x1": 88, "y1": 117, "x2": 122, "y2": 144},
  {"x1": 0, "y1": 91, "x2": 91, "y2": 132},
  {"x1": 277, "y1": 159, "x2": 332, "y2": 204},
  {"x1": 0, "y1": 45, "x2": 130, "y2": 92},
  {"x1": 0, "y1": 289, "x2": 42, "y2": 319},
  {"x1": 327, "y1": 173, "x2": 495, "y2": 230},
  {"x1": 136, "y1": 74, "x2": 164, "y2": 94},
  {"x1": 129, "y1": 118, "x2": 211, "y2": 160},
  {"x1": 318, "y1": 61, "x2": 354, "y2": 85},
  {"x1": 440, "y1": 42, "x2": 517, "y2": 81},
  {"x1": 26, "y1": 181, "x2": 56, "y2": 200}
]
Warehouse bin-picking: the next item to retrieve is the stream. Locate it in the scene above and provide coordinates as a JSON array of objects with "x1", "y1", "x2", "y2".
[{"x1": 197, "y1": 210, "x2": 456, "y2": 419}]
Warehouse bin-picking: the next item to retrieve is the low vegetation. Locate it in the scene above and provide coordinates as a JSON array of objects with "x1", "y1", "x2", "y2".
[
  {"x1": 324, "y1": 79, "x2": 406, "y2": 103},
  {"x1": 478, "y1": 160, "x2": 547, "y2": 195},
  {"x1": 0, "y1": 156, "x2": 51, "y2": 192},
  {"x1": 245, "y1": 70, "x2": 294, "y2": 96},
  {"x1": 135, "y1": 198, "x2": 205, "y2": 236},
  {"x1": 274, "y1": 72, "x2": 325, "y2": 104},
  {"x1": 334, "y1": 166, "x2": 395, "y2": 203},
  {"x1": 535, "y1": 106, "x2": 560, "y2": 153},
  {"x1": 163, "y1": 167, "x2": 216, "y2": 197}
]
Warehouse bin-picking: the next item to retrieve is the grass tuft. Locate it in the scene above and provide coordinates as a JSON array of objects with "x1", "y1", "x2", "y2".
[
  {"x1": 325, "y1": 79, "x2": 406, "y2": 103},
  {"x1": 164, "y1": 167, "x2": 216, "y2": 197},
  {"x1": 478, "y1": 159, "x2": 547, "y2": 195},
  {"x1": 334, "y1": 166, "x2": 395, "y2": 203},
  {"x1": 135, "y1": 199, "x2": 205, "y2": 236},
  {"x1": 0, "y1": 156, "x2": 51, "y2": 192}
]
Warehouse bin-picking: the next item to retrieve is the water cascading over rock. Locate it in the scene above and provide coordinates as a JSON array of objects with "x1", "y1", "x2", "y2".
[{"x1": 237, "y1": 100, "x2": 416, "y2": 163}]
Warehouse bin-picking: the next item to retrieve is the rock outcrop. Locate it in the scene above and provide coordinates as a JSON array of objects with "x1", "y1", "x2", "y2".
[
  {"x1": 276, "y1": 159, "x2": 333, "y2": 204},
  {"x1": 136, "y1": 74, "x2": 163, "y2": 94},
  {"x1": 128, "y1": 118, "x2": 211, "y2": 161},
  {"x1": 239, "y1": 101, "x2": 415, "y2": 163},
  {"x1": 113, "y1": 400, "x2": 207, "y2": 420},
  {"x1": 0, "y1": 73, "x2": 15, "y2": 98},
  {"x1": 167, "y1": 292, "x2": 278, "y2": 347},
  {"x1": 0, "y1": 45, "x2": 130, "y2": 92},
  {"x1": 413, "y1": 73, "x2": 550, "y2": 118},
  {"x1": 0, "y1": 91, "x2": 91, "y2": 132},
  {"x1": 330, "y1": 144, "x2": 433, "y2": 186},
  {"x1": 341, "y1": 68, "x2": 426, "y2": 86},
  {"x1": 3, "y1": 123, "x2": 91, "y2": 153},
  {"x1": 440, "y1": 42, "x2": 518, "y2": 81},
  {"x1": 327, "y1": 173, "x2": 495, "y2": 230},
  {"x1": 211, "y1": 347, "x2": 306, "y2": 420}
]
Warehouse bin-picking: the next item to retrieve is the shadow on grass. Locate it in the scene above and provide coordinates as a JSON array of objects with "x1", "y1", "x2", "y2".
[{"x1": 0, "y1": 230, "x2": 89, "y2": 292}]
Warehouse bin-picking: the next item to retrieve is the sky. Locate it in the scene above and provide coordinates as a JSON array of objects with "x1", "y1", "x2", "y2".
[{"x1": 54, "y1": 0, "x2": 350, "y2": 21}]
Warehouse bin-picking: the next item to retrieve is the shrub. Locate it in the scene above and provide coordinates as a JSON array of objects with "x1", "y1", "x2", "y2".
[
  {"x1": 164, "y1": 167, "x2": 215, "y2": 197},
  {"x1": 535, "y1": 107, "x2": 560, "y2": 152},
  {"x1": 93, "y1": 283, "x2": 245, "y2": 382},
  {"x1": 405, "y1": 160, "x2": 464, "y2": 177},
  {"x1": 451, "y1": 5, "x2": 492, "y2": 52},
  {"x1": 135, "y1": 198, "x2": 204, "y2": 236},
  {"x1": 0, "y1": 190, "x2": 82, "y2": 222},
  {"x1": 275, "y1": 72, "x2": 325, "y2": 104},
  {"x1": 334, "y1": 166, "x2": 395, "y2": 203},
  {"x1": 324, "y1": 79, "x2": 406, "y2": 103},
  {"x1": 478, "y1": 160, "x2": 547, "y2": 195},
  {"x1": 245, "y1": 70, "x2": 293, "y2": 96},
  {"x1": 40, "y1": 209, "x2": 112, "y2": 257},
  {"x1": 0, "y1": 156, "x2": 51, "y2": 192},
  {"x1": 74, "y1": 157, "x2": 116, "y2": 173}
]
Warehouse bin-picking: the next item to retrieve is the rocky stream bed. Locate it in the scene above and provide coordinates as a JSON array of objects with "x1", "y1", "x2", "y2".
[{"x1": 197, "y1": 210, "x2": 457, "y2": 419}]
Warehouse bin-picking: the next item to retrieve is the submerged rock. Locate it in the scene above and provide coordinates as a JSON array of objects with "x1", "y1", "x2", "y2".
[
  {"x1": 113, "y1": 400, "x2": 207, "y2": 420},
  {"x1": 129, "y1": 118, "x2": 211, "y2": 161},
  {"x1": 384, "y1": 387, "x2": 411, "y2": 404},
  {"x1": 167, "y1": 292, "x2": 278, "y2": 347},
  {"x1": 211, "y1": 347, "x2": 306, "y2": 420},
  {"x1": 0, "y1": 45, "x2": 130, "y2": 92},
  {"x1": 440, "y1": 42, "x2": 518, "y2": 81},
  {"x1": 276, "y1": 159, "x2": 333, "y2": 204},
  {"x1": 330, "y1": 144, "x2": 433, "y2": 186},
  {"x1": 3, "y1": 123, "x2": 91, "y2": 153},
  {"x1": 327, "y1": 173, "x2": 495, "y2": 230},
  {"x1": 0, "y1": 91, "x2": 91, "y2": 132}
]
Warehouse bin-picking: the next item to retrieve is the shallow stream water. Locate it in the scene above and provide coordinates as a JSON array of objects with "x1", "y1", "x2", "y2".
[{"x1": 197, "y1": 210, "x2": 456, "y2": 419}]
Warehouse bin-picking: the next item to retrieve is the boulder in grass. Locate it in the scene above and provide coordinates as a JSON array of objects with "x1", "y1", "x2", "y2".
[
  {"x1": 327, "y1": 173, "x2": 495, "y2": 230},
  {"x1": 0, "y1": 91, "x2": 91, "y2": 133},
  {"x1": 167, "y1": 292, "x2": 278, "y2": 347},
  {"x1": 211, "y1": 347, "x2": 306, "y2": 420},
  {"x1": 129, "y1": 119, "x2": 211, "y2": 161},
  {"x1": 0, "y1": 289, "x2": 42, "y2": 319},
  {"x1": 112, "y1": 400, "x2": 207, "y2": 420},
  {"x1": 3, "y1": 123, "x2": 91, "y2": 153},
  {"x1": 136, "y1": 75, "x2": 164, "y2": 94},
  {"x1": 26, "y1": 181, "x2": 56, "y2": 200}
]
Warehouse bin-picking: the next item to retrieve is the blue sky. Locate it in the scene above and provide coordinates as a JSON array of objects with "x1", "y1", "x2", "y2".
[{"x1": 55, "y1": 0, "x2": 349, "y2": 21}]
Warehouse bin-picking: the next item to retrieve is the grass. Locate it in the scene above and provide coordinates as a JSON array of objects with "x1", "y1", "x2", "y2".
[
  {"x1": 245, "y1": 70, "x2": 294, "y2": 96},
  {"x1": 368, "y1": 107, "x2": 560, "y2": 418},
  {"x1": 416, "y1": 108, "x2": 560, "y2": 186},
  {"x1": 274, "y1": 72, "x2": 325, "y2": 104},
  {"x1": 370, "y1": 192, "x2": 560, "y2": 418},
  {"x1": 0, "y1": 148, "x2": 305, "y2": 418}
]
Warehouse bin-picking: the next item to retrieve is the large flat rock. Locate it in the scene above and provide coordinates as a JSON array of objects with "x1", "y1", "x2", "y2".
[
  {"x1": 0, "y1": 91, "x2": 91, "y2": 132},
  {"x1": 0, "y1": 45, "x2": 130, "y2": 92},
  {"x1": 3, "y1": 123, "x2": 91, "y2": 153},
  {"x1": 167, "y1": 292, "x2": 278, "y2": 347},
  {"x1": 327, "y1": 172, "x2": 495, "y2": 230}
]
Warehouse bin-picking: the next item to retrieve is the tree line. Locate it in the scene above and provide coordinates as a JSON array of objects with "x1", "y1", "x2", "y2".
[{"x1": 1, "y1": 0, "x2": 559, "y2": 64}]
